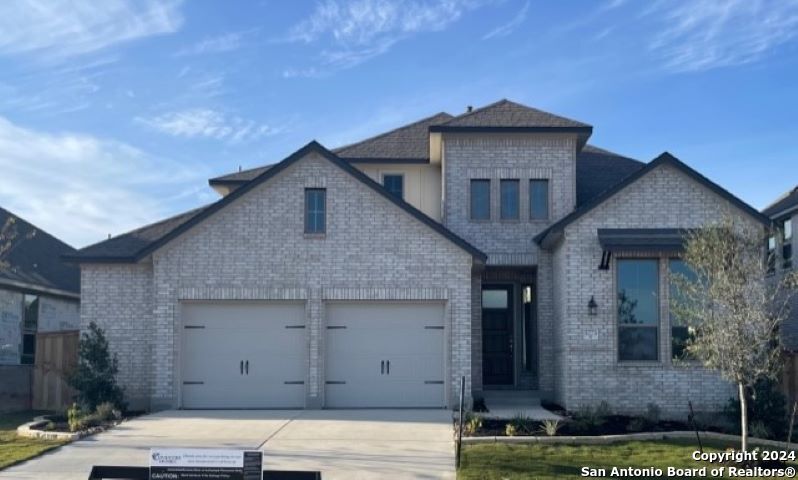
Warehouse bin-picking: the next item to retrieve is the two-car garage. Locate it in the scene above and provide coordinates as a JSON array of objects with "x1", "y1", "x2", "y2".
[{"x1": 179, "y1": 301, "x2": 447, "y2": 409}]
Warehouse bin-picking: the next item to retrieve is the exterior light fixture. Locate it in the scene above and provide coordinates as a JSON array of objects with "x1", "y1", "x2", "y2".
[{"x1": 588, "y1": 296, "x2": 598, "y2": 316}]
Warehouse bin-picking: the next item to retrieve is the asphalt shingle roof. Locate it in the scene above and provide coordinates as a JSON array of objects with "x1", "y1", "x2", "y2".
[
  {"x1": 576, "y1": 145, "x2": 645, "y2": 207},
  {"x1": 67, "y1": 205, "x2": 210, "y2": 261},
  {"x1": 210, "y1": 165, "x2": 272, "y2": 184},
  {"x1": 763, "y1": 186, "x2": 798, "y2": 219},
  {"x1": 332, "y1": 112, "x2": 453, "y2": 160},
  {"x1": 434, "y1": 99, "x2": 591, "y2": 129},
  {"x1": 0, "y1": 206, "x2": 79, "y2": 294}
]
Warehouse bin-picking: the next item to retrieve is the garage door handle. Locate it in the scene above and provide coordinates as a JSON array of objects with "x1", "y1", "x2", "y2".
[
  {"x1": 240, "y1": 360, "x2": 243, "y2": 375},
  {"x1": 381, "y1": 360, "x2": 384, "y2": 374},
  {"x1": 245, "y1": 360, "x2": 249, "y2": 375},
  {"x1": 386, "y1": 360, "x2": 390, "y2": 375}
]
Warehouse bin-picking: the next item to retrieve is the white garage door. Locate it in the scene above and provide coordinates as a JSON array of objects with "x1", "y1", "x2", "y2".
[
  {"x1": 325, "y1": 302, "x2": 446, "y2": 408},
  {"x1": 181, "y1": 302, "x2": 306, "y2": 409}
]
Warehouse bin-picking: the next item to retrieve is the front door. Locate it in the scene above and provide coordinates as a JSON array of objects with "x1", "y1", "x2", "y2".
[{"x1": 482, "y1": 285, "x2": 513, "y2": 386}]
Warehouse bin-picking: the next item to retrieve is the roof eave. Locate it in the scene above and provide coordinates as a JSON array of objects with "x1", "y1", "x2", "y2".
[{"x1": 429, "y1": 125, "x2": 593, "y2": 134}]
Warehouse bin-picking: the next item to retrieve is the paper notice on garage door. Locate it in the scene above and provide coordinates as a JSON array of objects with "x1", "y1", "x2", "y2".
[{"x1": 150, "y1": 448, "x2": 262, "y2": 480}]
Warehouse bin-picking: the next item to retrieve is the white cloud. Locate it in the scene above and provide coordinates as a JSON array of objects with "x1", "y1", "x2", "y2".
[
  {"x1": 175, "y1": 30, "x2": 252, "y2": 56},
  {"x1": 136, "y1": 109, "x2": 281, "y2": 143},
  {"x1": 282, "y1": 0, "x2": 489, "y2": 76},
  {"x1": 0, "y1": 0, "x2": 183, "y2": 61},
  {"x1": 648, "y1": 0, "x2": 798, "y2": 72},
  {"x1": 0, "y1": 116, "x2": 206, "y2": 247},
  {"x1": 482, "y1": 1, "x2": 530, "y2": 40}
]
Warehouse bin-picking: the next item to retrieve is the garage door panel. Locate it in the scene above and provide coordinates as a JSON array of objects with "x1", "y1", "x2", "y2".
[
  {"x1": 325, "y1": 302, "x2": 446, "y2": 408},
  {"x1": 181, "y1": 302, "x2": 306, "y2": 409}
]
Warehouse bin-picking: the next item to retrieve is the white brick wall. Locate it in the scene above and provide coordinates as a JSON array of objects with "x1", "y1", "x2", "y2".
[
  {"x1": 81, "y1": 152, "x2": 473, "y2": 410},
  {"x1": 552, "y1": 163, "x2": 764, "y2": 417}
]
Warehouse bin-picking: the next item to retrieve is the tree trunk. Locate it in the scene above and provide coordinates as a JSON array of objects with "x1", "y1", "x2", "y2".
[{"x1": 739, "y1": 382, "x2": 748, "y2": 452}]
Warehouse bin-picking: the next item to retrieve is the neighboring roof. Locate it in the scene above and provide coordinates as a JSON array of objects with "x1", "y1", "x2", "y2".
[
  {"x1": 598, "y1": 228, "x2": 690, "y2": 253},
  {"x1": 763, "y1": 186, "x2": 798, "y2": 219},
  {"x1": 332, "y1": 112, "x2": 453, "y2": 162},
  {"x1": 535, "y1": 152, "x2": 772, "y2": 247},
  {"x1": 69, "y1": 142, "x2": 487, "y2": 263},
  {"x1": 66, "y1": 206, "x2": 211, "y2": 263},
  {"x1": 576, "y1": 145, "x2": 645, "y2": 207},
  {"x1": 430, "y1": 99, "x2": 592, "y2": 132},
  {"x1": 0, "y1": 206, "x2": 79, "y2": 296}
]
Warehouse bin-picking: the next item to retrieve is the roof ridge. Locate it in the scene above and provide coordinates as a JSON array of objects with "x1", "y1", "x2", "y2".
[
  {"x1": 333, "y1": 111, "x2": 452, "y2": 154},
  {"x1": 441, "y1": 98, "x2": 590, "y2": 128},
  {"x1": 441, "y1": 98, "x2": 510, "y2": 124}
]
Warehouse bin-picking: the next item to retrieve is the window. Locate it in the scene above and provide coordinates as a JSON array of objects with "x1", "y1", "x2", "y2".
[
  {"x1": 767, "y1": 235, "x2": 776, "y2": 274},
  {"x1": 482, "y1": 289, "x2": 508, "y2": 309},
  {"x1": 529, "y1": 179, "x2": 549, "y2": 220},
  {"x1": 304, "y1": 188, "x2": 326, "y2": 234},
  {"x1": 470, "y1": 180, "x2": 490, "y2": 220},
  {"x1": 21, "y1": 294, "x2": 38, "y2": 365},
  {"x1": 383, "y1": 174, "x2": 404, "y2": 199},
  {"x1": 500, "y1": 180, "x2": 519, "y2": 220},
  {"x1": 669, "y1": 259, "x2": 697, "y2": 360},
  {"x1": 617, "y1": 259, "x2": 659, "y2": 361},
  {"x1": 783, "y1": 219, "x2": 793, "y2": 269}
]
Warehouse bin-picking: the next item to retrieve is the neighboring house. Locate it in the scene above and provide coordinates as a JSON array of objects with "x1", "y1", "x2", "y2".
[
  {"x1": 0, "y1": 207, "x2": 80, "y2": 410},
  {"x1": 67, "y1": 99, "x2": 769, "y2": 416},
  {"x1": 763, "y1": 187, "x2": 798, "y2": 403}
]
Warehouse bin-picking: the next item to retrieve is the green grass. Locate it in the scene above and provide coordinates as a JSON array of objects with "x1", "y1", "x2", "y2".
[
  {"x1": 0, "y1": 411, "x2": 65, "y2": 470},
  {"x1": 458, "y1": 439, "x2": 794, "y2": 479}
]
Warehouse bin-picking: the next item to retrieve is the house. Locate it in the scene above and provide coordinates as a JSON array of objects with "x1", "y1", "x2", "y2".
[
  {"x1": 66, "y1": 99, "x2": 770, "y2": 416},
  {"x1": 0, "y1": 207, "x2": 80, "y2": 410},
  {"x1": 763, "y1": 187, "x2": 798, "y2": 403}
]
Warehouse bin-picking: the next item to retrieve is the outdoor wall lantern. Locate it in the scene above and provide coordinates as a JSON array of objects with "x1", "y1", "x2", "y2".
[{"x1": 588, "y1": 296, "x2": 598, "y2": 316}]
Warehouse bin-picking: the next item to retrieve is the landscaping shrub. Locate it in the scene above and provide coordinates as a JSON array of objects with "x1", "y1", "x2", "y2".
[
  {"x1": 539, "y1": 419, "x2": 561, "y2": 436},
  {"x1": 505, "y1": 423, "x2": 518, "y2": 436},
  {"x1": 723, "y1": 379, "x2": 787, "y2": 440},
  {"x1": 462, "y1": 413, "x2": 483, "y2": 436},
  {"x1": 570, "y1": 404, "x2": 610, "y2": 434},
  {"x1": 67, "y1": 321, "x2": 126, "y2": 411},
  {"x1": 95, "y1": 402, "x2": 119, "y2": 422},
  {"x1": 506, "y1": 415, "x2": 535, "y2": 436}
]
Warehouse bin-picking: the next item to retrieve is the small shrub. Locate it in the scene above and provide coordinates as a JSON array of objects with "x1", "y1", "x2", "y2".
[
  {"x1": 506, "y1": 415, "x2": 534, "y2": 435},
  {"x1": 539, "y1": 419, "x2": 560, "y2": 436},
  {"x1": 67, "y1": 403, "x2": 83, "y2": 432},
  {"x1": 66, "y1": 321, "x2": 126, "y2": 412},
  {"x1": 44, "y1": 421, "x2": 56, "y2": 431},
  {"x1": 461, "y1": 413, "x2": 483, "y2": 436},
  {"x1": 505, "y1": 423, "x2": 518, "y2": 436},
  {"x1": 571, "y1": 404, "x2": 609, "y2": 434},
  {"x1": 627, "y1": 417, "x2": 647, "y2": 433},
  {"x1": 95, "y1": 402, "x2": 116, "y2": 422},
  {"x1": 594, "y1": 401, "x2": 612, "y2": 418},
  {"x1": 644, "y1": 403, "x2": 661, "y2": 425},
  {"x1": 749, "y1": 421, "x2": 771, "y2": 439},
  {"x1": 723, "y1": 379, "x2": 787, "y2": 440}
]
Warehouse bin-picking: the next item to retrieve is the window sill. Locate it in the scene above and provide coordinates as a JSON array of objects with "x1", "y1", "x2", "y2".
[
  {"x1": 303, "y1": 233, "x2": 326, "y2": 239},
  {"x1": 469, "y1": 218, "x2": 492, "y2": 223},
  {"x1": 499, "y1": 218, "x2": 521, "y2": 223},
  {"x1": 616, "y1": 360, "x2": 662, "y2": 368}
]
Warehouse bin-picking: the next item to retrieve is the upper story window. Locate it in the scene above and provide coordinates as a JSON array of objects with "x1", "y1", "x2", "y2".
[
  {"x1": 383, "y1": 174, "x2": 404, "y2": 199},
  {"x1": 529, "y1": 179, "x2": 549, "y2": 220},
  {"x1": 767, "y1": 235, "x2": 776, "y2": 274},
  {"x1": 304, "y1": 188, "x2": 326, "y2": 234},
  {"x1": 783, "y1": 218, "x2": 793, "y2": 270},
  {"x1": 470, "y1": 179, "x2": 490, "y2": 220},
  {"x1": 617, "y1": 259, "x2": 659, "y2": 362},
  {"x1": 21, "y1": 294, "x2": 38, "y2": 365},
  {"x1": 500, "y1": 180, "x2": 519, "y2": 220},
  {"x1": 668, "y1": 259, "x2": 697, "y2": 361}
]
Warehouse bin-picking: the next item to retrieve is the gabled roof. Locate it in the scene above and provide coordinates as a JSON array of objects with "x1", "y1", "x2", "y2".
[
  {"x1": 68, "y1": 142, "x2": 487, "y2": 264},
  {"x1": 0, "y1": 206, "x2": 79, "y2": 296},
  {"x1": 576, "y1": 145, "x2": 645, "y2": 207},
  {"x1": 535, "y1": 152, "x2": 772, "y2": 248},
  {"x1": 332, "y1": 112, "x2": 453, "y2": 162},
  {"x1": 763, "y1": 186, "x2": 798, "y2": 219},
  {"x1": 430, "y1": 99, "x2": 592, "y2": 131}
]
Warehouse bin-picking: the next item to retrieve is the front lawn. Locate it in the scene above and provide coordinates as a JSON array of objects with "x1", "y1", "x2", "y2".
[
  {"x1": 0, "y1": 411, "x2": 65, "y2": 470},
  {"x1": 458, "y1": 439, "x2": 794, "y2": 479}
]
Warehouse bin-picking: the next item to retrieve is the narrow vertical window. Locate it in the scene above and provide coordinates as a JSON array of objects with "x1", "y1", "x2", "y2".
[
  {"x1": 767, "y1": 235, "x2": 776, "y2": 274},
  {"x1": 529, "y1": 179, "x2": 549, "y2": 220},
  {"x1": 304, "y1": 188, "x2": 326, "y2": 234},
  {"x1": 617, "y1": 259, "x2": 659, "y2": 362},
  {"x1": 669, "y1": 259, "x2": 697, "y2": 360},
  {"x1": 783, "y1": 219, "x2": 793, "y2": 269},
  {"x1": 470, "y1": 179, "x2": 490, "y2": 220},
  {"x1": 21, "y1": 295, "x2": 38, "y2": 365},
  {"x1": 382, "y1": 174, "x2": 404, "y2": 199},
  {"x1": 500, "y1": 180, "x2": 519, "y2": 220}
]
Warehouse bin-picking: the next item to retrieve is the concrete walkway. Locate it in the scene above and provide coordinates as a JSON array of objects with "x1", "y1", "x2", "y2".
[
  {"x1": 0, "y1": 410, "x2": 454, "y2": 480},
  {"x1": 479, "y1": 391, "x2": 563, "y2": 420}
]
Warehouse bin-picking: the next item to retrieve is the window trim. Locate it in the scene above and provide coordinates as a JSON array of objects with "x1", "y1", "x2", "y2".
[
  {"x1": 381, "y1": 173, "x2": 404, "y2": 200},
  {"x1": 616, "y1": 258, "x2": 660, "y2": 363},
  {"x1": 529, "y1": 179, "x2": 550, "y2": 221},
  {"x1": 469, "y1": 179, "x2": 491, "y2": 221},
  {"x1": 304, "y1": 188, "x2": 326, "y2": 235},
  {"x1": 500, "y1": 179, "x2": 520, "y2": 221}
]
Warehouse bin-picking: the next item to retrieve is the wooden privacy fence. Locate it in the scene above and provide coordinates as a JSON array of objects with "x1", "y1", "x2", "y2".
[{"x1": 33, "y1": 330, "x2": 78, "y2": 410}]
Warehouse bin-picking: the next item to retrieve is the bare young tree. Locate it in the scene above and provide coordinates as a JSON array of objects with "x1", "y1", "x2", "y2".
[
  {"x1": 671, "y1": 217, "x2": 798, "y2": 451},
  {"x1": 0, "y1": 215, "x2": 18, "y2": 270}
]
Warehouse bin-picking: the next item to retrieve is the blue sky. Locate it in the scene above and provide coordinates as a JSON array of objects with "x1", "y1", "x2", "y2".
[{"x1": 0, "y1": 0, "x2": 796, "y2": 247}]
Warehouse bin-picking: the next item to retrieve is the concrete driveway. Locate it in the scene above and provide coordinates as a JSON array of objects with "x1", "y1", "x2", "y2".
[{"x1": 0, "y1": 409, "x2": 455, "y2": 480}]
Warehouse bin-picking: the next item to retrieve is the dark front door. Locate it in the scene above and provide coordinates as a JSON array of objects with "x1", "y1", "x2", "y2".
[{"x1": 482, "y1": 285, "x2": 513, "y2": 386}]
